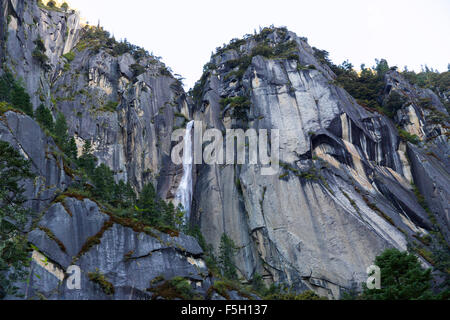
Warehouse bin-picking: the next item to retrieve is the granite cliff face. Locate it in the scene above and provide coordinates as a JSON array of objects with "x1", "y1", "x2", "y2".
[
  {"x1": 0, "y1": 0, "x2": 448, "y2": 300},
  {"x1": 2, "y1": 0, "x2": 189, "y2": 196},
  {"x1": 1, "y1": 0, "x2": 204, "y2": 300},
  {"x1": 190, "y1": 29, "x2": 449, "y2": 297}
]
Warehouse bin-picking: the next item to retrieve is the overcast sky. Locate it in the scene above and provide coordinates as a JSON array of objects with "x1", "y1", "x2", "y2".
[{"x1": 67, "y1": 0, "x2": 450, "y2": 89}]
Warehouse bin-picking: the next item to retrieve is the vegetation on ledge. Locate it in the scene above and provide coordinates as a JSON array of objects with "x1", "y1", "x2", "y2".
[
  {"x1": 220, "y1": 96, "x2": 251, "y2": 121},
  {"x1": 148, "y1": 276, "x2": 199, "y2": 300},
  {"x1": 32, "y1": 38, "x2": 50, "y2": 70},
  {"x1": 37, "y1": 1, "x2": 71, "y2": 13},
  {"x1": 0, "y1": 70, "x2": 33, "y2": 117},
  {"x1": 397, "y1": 128, "x2": 420, "y2": 145},
  {"x1": 76, "y1": 25, "x2": 154, "y2": 62},
  {"x1": 88, "y1": 269, "x2": 115, "y2": 295}
]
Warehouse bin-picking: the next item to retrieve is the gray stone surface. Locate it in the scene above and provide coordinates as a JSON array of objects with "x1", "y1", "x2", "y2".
[
  {"x1": 191, "y1": 28, "x2": 449, "y2": 298},
  {"x1": 0, "y1": 111, "x2": 71, "y2": 215},
  {"x1": 21, "y1": 197, "x2": 212, "y2": 300}
]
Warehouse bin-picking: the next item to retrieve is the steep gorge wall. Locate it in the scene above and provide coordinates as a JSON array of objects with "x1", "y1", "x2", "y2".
[
  {"x1": 0, "y1": 0, "x2": 207, "y2": 300},
  {"x1": 190, "y1": 28, "x2": 449, "y2": 298},
  {"x1": 1, "y1": 0, "x2": 189, "y2": 195}
]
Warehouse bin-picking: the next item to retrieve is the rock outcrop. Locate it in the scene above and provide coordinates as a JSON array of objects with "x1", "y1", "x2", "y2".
[
  {"x1": 2, "y1": 0, "x2": 189, "y2": 195},
  {"x1": 190, "y1": 28, "x2": 449, "y2": 298},
  {"x1": 23, "y1": 196, "x2": 211, "y2": 300},
  {"x1": 1, "y1": 0, "x2": 203, "y2": 300}
]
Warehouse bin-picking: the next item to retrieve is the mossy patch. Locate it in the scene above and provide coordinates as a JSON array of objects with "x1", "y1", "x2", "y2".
[
  {"x1": 413, "y1": 233, "x2": 432, "y2": 246},
  {"x1": 147, "y1": 276, "x2": 197, "y2": 300},
  {"x1": 62, "y1": 51, "x2": 75, "y2": 62},
  {"x1": 38, "y1": 226, "x2": 67, "y2": 253},
  {"x1": 88, "y1": 269, "x2": 115, "y2": 295},
  {"x1": 106, "y1": 213, "x2": 179, "y2": 238},
  {"x1": 73, "y1": 219, "x2": 114, "y2": 262},
  {"x1": 0, "y1": 102, "x2": 25, "y2": 116},
  {"x1": 52, "y1": 197, "x2": 73, "y2": 217},
  {"x1": 362, "y1": 195, "x2": 396, "y2": 227},
  {"x1": 150, "y1": 275, "x2": 165, "y2": 286},
  {"x1": 207, "y1": 279, "x2": 254, "y2": 300}
]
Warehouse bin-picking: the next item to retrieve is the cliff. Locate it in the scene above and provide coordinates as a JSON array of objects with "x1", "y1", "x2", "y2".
[
  {"x1": 190, "y1": 27, "x2": 449, "y2": 297},
  {"x1": 1, "y1": 0, "x2": 209, "y2": 300}
]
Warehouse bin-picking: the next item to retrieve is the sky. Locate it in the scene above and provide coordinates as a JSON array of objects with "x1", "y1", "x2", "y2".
[{"x1": 66, "y1": 0, "x2": 450, "y2": 89}]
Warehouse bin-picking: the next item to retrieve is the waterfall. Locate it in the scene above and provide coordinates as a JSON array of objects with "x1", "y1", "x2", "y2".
[{"x1": 175, "y1": 120, "x2": 194, "y2": 224}]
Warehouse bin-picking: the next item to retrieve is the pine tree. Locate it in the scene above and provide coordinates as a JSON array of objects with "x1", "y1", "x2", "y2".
[
  {"x1": 0, "y1": 71, "x2": 33, "y2": 117},
  {"x1": 218, "y1": 233, "x2": 238, "y2": 280},
  {"x1": 54, "y1": 112, "x2": 68, "y2": 143},
  {"x1": 384, "y1": 91, "x2": 407, "y2": 118},
  {"x1": 114, "y1": 180, "x2": 136, "y2": 208},
  {"x1": 159, "y1": 201, "x2": 182, "y2": 228},
  {"x1": 34, "y1": 104, "x2": 54, "y2": 132},
  {"x1": 66, "y1": 137, "x2": 78, "y2": 160},
  {"x1": 0, "y1": 72, "x2": 14, "y2": 102},
  {"x1": 11, "y1": 85, "x2": 33, "y2": 117},
  {"x1": 91, "y1": 163, "x2": 116, "y2": 203},
  {"x1": 77, "y1": 141, "x2": 97, "y2": 176},
  {"x1": 0, "y1": 141, "x2": 34, "y2": 298},
  {"x1": 47, "y1": 0, "x2": 56, "y2": 8},
  {"x1": 375, "y1": 58, "x2": 390, "y2": 78},
  {"x1": 362, "y1": 248, "x2": 433, "y2": 300},
  {"x1": 53, "y1": 112, "x2": 77, "y2": 159},
  {"x1": 136, "y1": 183, "x2": 160, "y2": 226}
]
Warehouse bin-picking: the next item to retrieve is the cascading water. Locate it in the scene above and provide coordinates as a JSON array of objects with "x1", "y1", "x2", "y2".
[{"x1": 175, "y1": 120, "x2": 194, "y2": 224}]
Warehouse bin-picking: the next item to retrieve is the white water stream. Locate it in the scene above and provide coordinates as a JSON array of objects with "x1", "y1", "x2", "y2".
[{"x1": 175, "y1": 120, "x2": 194, "y2": 224}]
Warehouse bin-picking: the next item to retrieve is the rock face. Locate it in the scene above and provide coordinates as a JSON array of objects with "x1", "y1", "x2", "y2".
[
  {"x1": 0, "y1": 111, "x2": 72, "y2": 216},
  {"x1": 2, "y1": 0, "x2": 81, "y2": 108},
  {"x1": 0, "y1": 1, "x2": 448, "y2": 300},
  {"x1": 190, "y1": 29, "x2": 449, "y2": 298},
  {"x1": 23, "y1": 197, "x2": 211, "y2": 300},
  {"x1": 1, "y1": 0, "x2": 188, "y2": 196},
  {"x1": 1, "y1": 0, "x2": 203, "y2": 300},
  {"x1": 381, "y1": 71, "x2": 450, "y2": 240}
]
